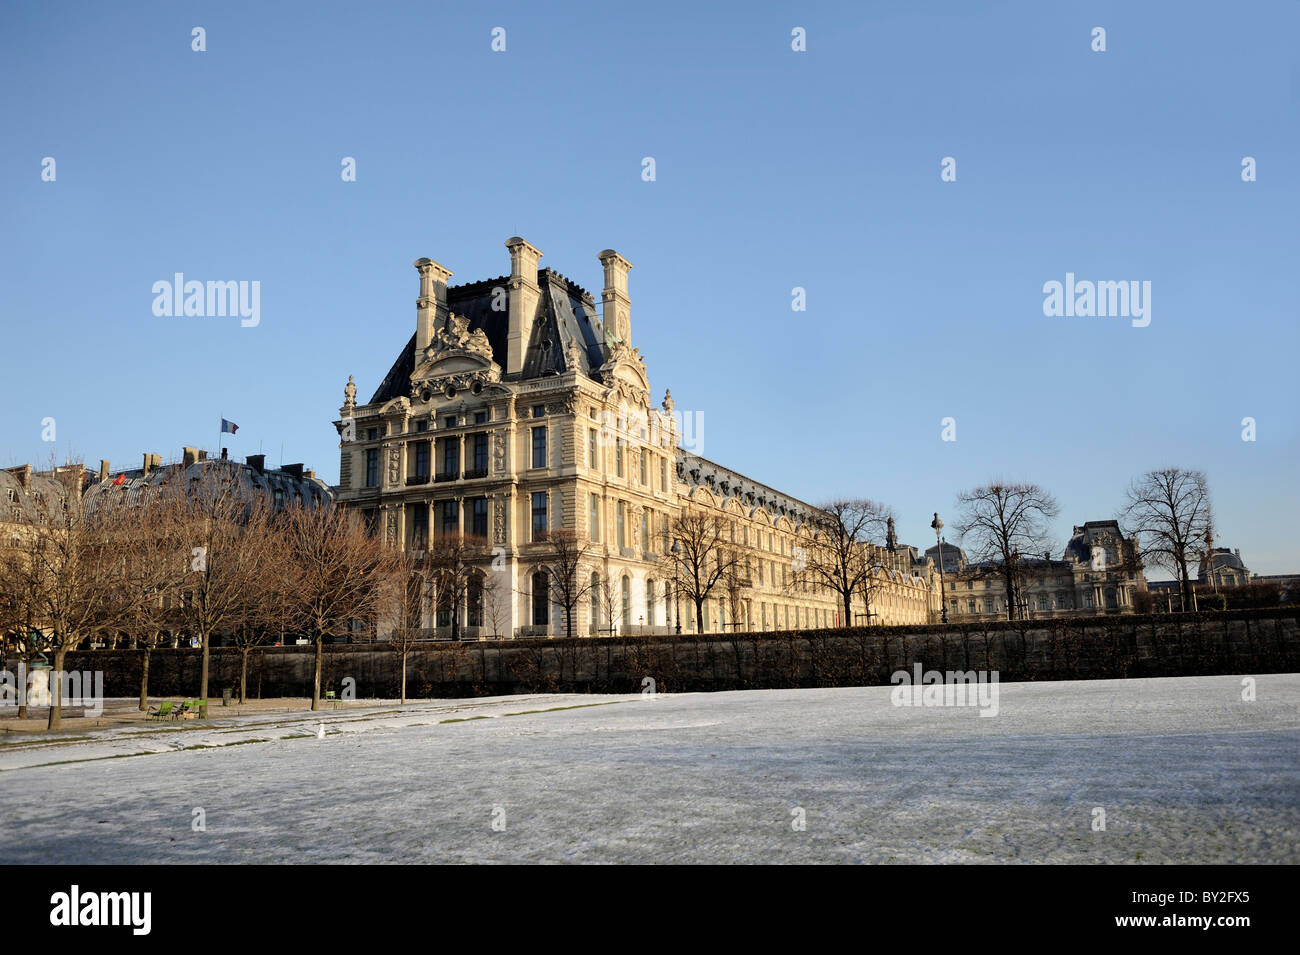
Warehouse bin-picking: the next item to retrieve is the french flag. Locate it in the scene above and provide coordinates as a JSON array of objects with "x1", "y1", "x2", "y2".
[{"x1": 221, "y1": 418, "x2": 239, "y2": 435}]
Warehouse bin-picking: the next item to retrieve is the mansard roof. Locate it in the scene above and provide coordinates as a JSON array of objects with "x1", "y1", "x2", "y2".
[
  {"x1": 676, "y1": 450, "x2": 820, "y2": 526},
  {"x1": 369, "y1": 268, "x2": 608, "y2": 404}
]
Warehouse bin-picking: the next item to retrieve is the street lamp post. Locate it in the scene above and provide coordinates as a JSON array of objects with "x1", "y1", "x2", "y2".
[
  {"x1": 1204, "y1": 528, "x2": 1217, "y2": 594},
  {"x1": 931, "y1": 512, "x2": 949, "y2": 624},
  {"x1": 671, "y1": 539, "x2": 682, "y2": 634}
]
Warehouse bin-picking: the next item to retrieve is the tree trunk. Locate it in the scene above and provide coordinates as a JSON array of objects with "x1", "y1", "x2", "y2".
[
  {"x1": 311, "y1": 634, "x2": 323, "y2": 710},
  {"x1": 199, "y1": 631, "x2": 210, "y2": 701},
  {"x1": 139, "y1": 646, "x2": 151, "y2": 711},
  {"x1": 47, "y1": 647, "x2": 66, "y2": 730},
  {"x1": 694, "y1": 597, "x2": 705, "y2": 634},
  {"x1": 842, "y1": 592, "x2": 853, "y2": 628},
  {"x1": 17, "y1": 651, "x2": 28, "y2": 719}
]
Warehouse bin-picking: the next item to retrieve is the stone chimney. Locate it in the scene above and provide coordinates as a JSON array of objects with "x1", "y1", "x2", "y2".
[
  {"x1": 505, "y1": 236, "x2": 543, "y2": 376},
  {"x1": 141, "y1": 453, "x2": 161, "y2": 477},
  {"x1": 182, "y1": 447, "x2": 200, "y2": 467},
  {"x1": 6, "y1": 464, "x2": 32, "y2": 489},
  {"x1": 246, "y1": 454, "x2": 266, "y2": 475},
  {"x1": 414, "y1": 257, "x2": 454, "y2": 355},
  {"x1": 598, "y1": 249, "x2": 633, "y2": 345},
  {"x1": 98, "y1": 460, "x2": 110, "y2": 482}
]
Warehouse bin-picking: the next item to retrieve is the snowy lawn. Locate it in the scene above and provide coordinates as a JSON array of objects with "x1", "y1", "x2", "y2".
[{"x1": 1, "y1": 675, "x2": 1296, "y2": 863}]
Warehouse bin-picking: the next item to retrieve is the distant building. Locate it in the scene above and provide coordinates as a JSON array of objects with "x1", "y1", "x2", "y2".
[
  {"x1": 1198, "y1": 548, "x2": 1250, "y2": 588},
  {"x1": 932, "y1": 520, "x2": 1146, "y2": 621}
]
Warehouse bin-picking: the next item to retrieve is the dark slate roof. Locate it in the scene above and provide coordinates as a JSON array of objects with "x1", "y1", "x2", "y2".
[
  {"x1": 676, "y1": 451, "x2": 818, "y2": 525},
  {"x1": 370, "y1": 269, "x2": 607, "y2": 404}
]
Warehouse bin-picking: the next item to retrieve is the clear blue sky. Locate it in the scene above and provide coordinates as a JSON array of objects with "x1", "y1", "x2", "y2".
[{"x1": 2, "y1": 1, "x2": 1297, "y2": 576}]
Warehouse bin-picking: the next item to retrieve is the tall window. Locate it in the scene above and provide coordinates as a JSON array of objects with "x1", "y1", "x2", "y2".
[
  {"x1": 660, "y1": 459, "x2": 667, "y2": 491},
  {"x1": 414, "y1": 441, "x2": 430, "y2": 478},
  {"x1": 365, "y1": 449, "x2": 378, "y2": 488},
  {"x1": 531, "y1": 426, "x2": 547, "y2": 469},
  {"x1": 588, "y1": 428, "x2": 598, "y2": 469},
  {"x1": 615, "y1": 440, "x2": 624, "y2": 477},
  {"x1": 639, "y1": 451, "x2": 647, "y2": 485},
  {"x1": 472, "y1": 498, "x2": 488, "y2": 538},
  {"x1": 532, "y1": 572, "x2": 549, "y2": 627},
  {"x1": 442, "y1": 438, "x2": 458, "y2": 476},
  {"x1": 642, "y1": 507, "x2": 651, "y2": 550},
  {"x1": 646, "y1": 579, "x2": 656, "y2": 626},
  {"x1": 621, "y1": 576, "x2": 631, "y2": 629},
  {"x1": 467, "y1": 573, "x2": 484, "y2": 627},
  {"x1": 617, "y1": 502, "x2": 625, "y2": 549},
  {"x1": 531, "y1": 492, "x2": 547, "y2": 540},
  {"x1": 441, "y1": 501, "x2": 458, "y2": 536},
  {"x1": 589, "y1": 493, "x2": 600, "y2": 542},
  {"x1": 473, "y1": 433, "x2": 488, "y2": 472},
  {"x1": 590, "y1": 573, "x2": 601, "y2": 631},
  {"x1": 410, "y1": 506, "x2": 428, "y2": 548}
]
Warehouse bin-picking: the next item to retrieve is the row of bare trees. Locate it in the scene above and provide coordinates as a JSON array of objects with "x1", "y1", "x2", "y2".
[{"x1": 0, "y1": 464, "x2": 511, "y2": 723}]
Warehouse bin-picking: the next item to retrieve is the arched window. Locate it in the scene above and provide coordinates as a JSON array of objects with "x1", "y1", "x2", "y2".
[
  {"x1": 621, "y1": 575, "x2": 631, "y2": 630},
  {"x1": 532, "y1": 572, "x2": 549, "y2": 627},
  {"x1": 467, "y1": 571, "x2": 485, "y2": 628}
]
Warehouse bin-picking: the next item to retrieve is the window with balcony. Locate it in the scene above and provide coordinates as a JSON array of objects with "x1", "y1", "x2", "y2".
[
  {"x1": 411, "y1": 506, "x2": 428, "y2": 548},
  {"x1": 531, "y1": 426, "x2": 547, "y2": 469},
  {"x1": 413, "y1": 441, "x2": 430, "y2": 480},
  {"x1": 441, "y1": 500, "x2": 458, "y2": 536},
  {"x1": 470, "y1": 433, "x2": 488, "y2": 475},
  {"x1": 472, "y1": 498, "x2": 488, "y2": 538},
  {"x1": 440, "y1": 438, "x2": 459, "y2": 479}
]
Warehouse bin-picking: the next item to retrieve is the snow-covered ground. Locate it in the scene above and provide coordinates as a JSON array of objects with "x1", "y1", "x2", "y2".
[{"x1": 2, "y1": 675, "x2": 1297, "y2": 863}]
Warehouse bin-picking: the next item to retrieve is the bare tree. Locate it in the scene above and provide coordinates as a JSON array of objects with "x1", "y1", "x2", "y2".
[
  {"x1": 595, "y1": 572, "x2": 621, "y2": 636},
  {"x1": 805, "y1": 499, "x2": 892, "y2": 627},
  {"x1": 117, "y1": 482, "x2": 188, "y2": 710},
  {"x1": 480, "y1": 571, "x2": 507, "y2": 639},
  {"x1": 173, "y1": 465, "x2": 277, "y2": 700},
  {"x1": 1120, "y1": 468, "x2": 1213, "y2": 609},
  {"x1": 534, "y1": 530, "x2": 596, "y2": 640},
  {"x1": 383, "y1": 548, "x2": 427, "y2": 703},
  {"x1": 722, "y1": 552, "x2": 752, "y2": 631},
  {"x1": 954, "y1": 481, "x2": 1060, "y2": 621},
  {"x1": 19, "y1": 463, "x2": 131, "y2": 729},
  {"x1": 424, "y1": 533, "x2": 490, "y2": 641},
  {"x1": 660, "y1": 510, "x2": 741, "y2": 634},
  {"x1": 277, "y1": 504, "x2": 389, "y2": 710}
]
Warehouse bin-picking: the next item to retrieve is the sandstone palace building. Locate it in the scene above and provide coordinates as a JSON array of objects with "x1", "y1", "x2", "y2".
[{"x1": 332, "y1": 238, "x2": 937, "y2": 638}]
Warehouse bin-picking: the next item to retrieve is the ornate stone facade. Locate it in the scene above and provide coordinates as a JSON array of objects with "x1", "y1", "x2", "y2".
[{"x1": 333, "y1": 238, "x2": 937, "y2": 638}]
